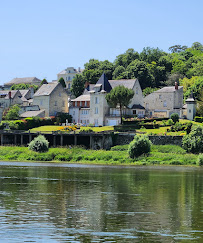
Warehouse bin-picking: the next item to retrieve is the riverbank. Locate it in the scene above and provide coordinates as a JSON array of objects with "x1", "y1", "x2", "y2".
[{"x1": 0, "y1": 145, "x2": 199, "y2": 166}]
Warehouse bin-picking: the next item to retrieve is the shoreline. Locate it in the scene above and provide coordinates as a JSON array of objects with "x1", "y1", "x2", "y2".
[{"x1": 0, "y1": 144, "x2": 200, "y2": 166}]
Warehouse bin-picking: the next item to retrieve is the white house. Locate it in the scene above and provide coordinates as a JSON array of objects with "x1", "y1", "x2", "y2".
[
  {"x1": 57, "y1": 67, "x2": 83, "y2": 91},
  {"x1": 69, "y1": 73, "x2": 145, "y2": 126}
]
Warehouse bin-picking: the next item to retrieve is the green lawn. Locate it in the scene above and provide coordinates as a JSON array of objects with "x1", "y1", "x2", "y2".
[
  {"x1": 30, "y1": 126, "x2": 63, "y2": 133},
  {"x1": 29, "y1": 125, "x2": 114, "y2": 133}
]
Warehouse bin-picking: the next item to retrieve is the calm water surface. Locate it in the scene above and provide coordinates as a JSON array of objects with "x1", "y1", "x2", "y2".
[{"x1": 0, "y1": 162, "x2": 202, "y2": 242}]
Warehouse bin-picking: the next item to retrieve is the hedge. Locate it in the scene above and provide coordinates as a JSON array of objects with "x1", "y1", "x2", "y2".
[{"x1": 194, "y1": 116, "x2": 203, "y2": 123}]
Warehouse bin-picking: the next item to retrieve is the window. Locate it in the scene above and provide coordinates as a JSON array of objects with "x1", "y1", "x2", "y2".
[
  {"x1": 73, "y1": 111, "x2": 75, "y2": 115},
  {"x1": 40, "y1": 100, "x2": 43, "y2": 105},
  {"x1": 136, "y1": 87, "x2": 138, "y2": 94},
  {"x1": 59, "y1": 92, "x2": 61, "y2": 97},
  {"x1": 159, "y1": 95, "x2": 162, "y2": 99},
  {"x1": 95, "y1": 107, "x2": 98, "y2": 114},
  {"x1": 189, "y1": 109, "x2": 191, "y2": 113},
  {"x1": 95, "y1": 97, "x2": 98, "y2": 104},
  {"x1": 66, "y1": 77, "x2": 67, "y2": 81},
  {"x1": 62, "y1": 101, "x2": 65, "y2": 107},
  {"x1": 133, "y1": 110, "x2": 136, "y2": 115},
  {"x1": 163, "y1": 101, "x2": 167, "y2": 107},
  {"x1": 68, "y1": 76, "x2": 71, "y2": 81},
  {"x1": 68, "y1": 83, "x2": 71, "y2": 89},
  {"x1": 54, "y1": 101, "x2": 57, "y2": 106}
]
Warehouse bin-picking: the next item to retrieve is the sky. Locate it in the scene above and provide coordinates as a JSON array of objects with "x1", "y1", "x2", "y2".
[{"x1": 0, "y1": 0, "x2": 202, "y2": 85}]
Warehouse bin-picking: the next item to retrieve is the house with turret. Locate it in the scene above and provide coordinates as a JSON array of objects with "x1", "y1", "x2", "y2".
[{"x1": 69, "y1": 73, "x2": 145, "y2": 126}]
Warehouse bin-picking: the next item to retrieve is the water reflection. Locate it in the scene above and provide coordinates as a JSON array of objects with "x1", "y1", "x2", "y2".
[{"x1": 0, "y1": 163, "x2": 202, "y2": 242}]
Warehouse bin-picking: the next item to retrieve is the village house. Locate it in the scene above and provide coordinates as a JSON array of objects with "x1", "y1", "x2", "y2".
[
  {"x1": 33, "y1": 82, "x2": 69, "y2": 117},
  {"x1": 144, "y1": 82, "x2": 184, "y2": 118},
  {"x1": 69, "y1": 73, "x2": 145, "y2": 126},
  {"x1": 57, "y1": 67, "x2": 83, "y2": 91},
  {"x1": 4, "y1": 77, "x2": 42, "y2": 89}
]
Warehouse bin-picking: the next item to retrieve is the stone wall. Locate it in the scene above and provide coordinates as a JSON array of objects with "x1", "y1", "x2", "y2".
[
  {"x1": 114, "y1": 134, "x2": 183, "y2": 147},
  {"x1": 148, "y1": 135, "x2": 183, "y2": 146}
]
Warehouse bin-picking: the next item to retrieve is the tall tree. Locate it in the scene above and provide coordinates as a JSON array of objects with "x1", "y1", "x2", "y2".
[
  {"x1": 105, "y1": 85, "x2": 134, "y2": 124},
  {"x1": 71, "y1": 74, "x2": 85, "y2": 97},
  {"x1": 58, "y1": 77, "x2": 66, "y2": 88},
  {"x1": 3, "y1": 105, "x2": 20, "y2": 120}
]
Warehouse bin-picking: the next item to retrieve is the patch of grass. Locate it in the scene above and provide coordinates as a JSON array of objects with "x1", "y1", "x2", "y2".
[
  {"x1": 80, "y1": 126, "x2": 114, "y2": 132},
  {"x1": 30, "y1": 126, "x2": 64, "y2": 133},
  {"x1": 0, "y1": 145, "x2": 199, "y2": 166}
]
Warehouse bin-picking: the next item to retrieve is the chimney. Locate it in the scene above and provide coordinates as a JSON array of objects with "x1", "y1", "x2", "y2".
[
  {"x1": 175, "y1": 82, "x2": 178, "y2": 90},
  {"x1": 8, "y1": 91, "x2": 11, "y2": 99},
  {"x1": 78, "y1": 67, "x2": 81, "y2": 72},
  {"x1": 84, "y1": 81, "x2": 90, "y2": 90}
]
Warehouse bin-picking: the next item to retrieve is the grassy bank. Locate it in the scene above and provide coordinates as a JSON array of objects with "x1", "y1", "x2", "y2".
[{"x1": 0, "y1": 145, "x2": 198, "y2": 166}]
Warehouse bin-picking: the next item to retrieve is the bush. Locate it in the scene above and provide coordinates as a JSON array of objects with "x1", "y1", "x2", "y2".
[
  {"x1": 194, "y1": 116, "x2": 203, "y2": 123},
  {"x1": 28, "y1": 135, "x2": 49, "y2": 152},
  {"x1": 197, "y1": 154, "x2": 203, "y2": 166},
  {"x1": 111, "y1": 145, "x2": 128, "y2": 151},
  {"x1": 170, "y1": 113, "x2": 179, "y2": 124},
  {"x1": 128, "y1": 135, "x2": 152, "y2": 158},
  {"x1": 182, "y1": 126, "x2": 203, "y2": 153}
]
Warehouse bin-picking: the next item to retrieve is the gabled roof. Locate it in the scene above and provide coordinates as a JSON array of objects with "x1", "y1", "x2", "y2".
[
  {"x1": 5, "y1": 77, "x2": 41, "y2": 86},
  {"x1": 19, "y1": 89, "x2": 29, "y2": 97},
  {"x1": 95, "y1": 73, "x2": 112, "y2": 92},
  {"x1": 20, "y1": 109, "x2": 45, "y2": 118},
  {"x1": 34, "y1": 82, "x2": 59, "y2": 96},
  {"x1": 72, "y1": 95, "x2": 90, "y2": 102},
  {"x1": 109, "y1": 79, "x2": 138, "y2": 89},
  {"x1": 0, "y1": 90, "x2": 21, "y2": 99},
  {"x1": 154, "y1": 86, "x2": 183, "y2": 93}
]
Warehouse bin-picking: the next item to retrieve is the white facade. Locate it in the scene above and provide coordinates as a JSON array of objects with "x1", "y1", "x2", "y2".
[{"x1": 57, "y1": 67, "x2": 83, "y2": 90}]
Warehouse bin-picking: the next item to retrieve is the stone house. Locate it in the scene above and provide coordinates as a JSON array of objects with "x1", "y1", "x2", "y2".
[
  {"x1": 144, "y1": 83, "x2": 184, "y2": 118},
  {"x1": 69, "y1": 73, "x2": 145, "y2": 126},
  {"x1": 57, "y1": 67, "x2": 83, "y2": 91},
  {"x1": 33, "y1": 82, "x2": 69, "y2": 117}
]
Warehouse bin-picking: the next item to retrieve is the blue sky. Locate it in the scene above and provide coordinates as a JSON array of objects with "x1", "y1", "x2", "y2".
[{"x1": 0, "y1": 0, "x2": 202, "y2": 85}]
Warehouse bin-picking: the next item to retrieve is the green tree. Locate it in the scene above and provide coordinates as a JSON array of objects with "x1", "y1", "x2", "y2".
[
  {"x1": 168, "y1": 45, "x2": 188, "y2": 53},
  {"x1": 105, "y1": 85, "x2": 134, "y2": 124},
  {"x1": 11, "y1": 83, "x2": 38, "y2": 92},
  {"x1": 71, "y1": 74, "x2": 85, "y2": 97},
  {"x1": 191, "y1": 42, "x2": 203, "y2": 51},
  {"x1": 140, "y1": 47, "x2": 166, "y2": 63},
  {"x1": 58, "y1": 77, "x2": 66, "y2": 88},
  {"x1": 3, "y1": 105, "x2": 20, "y2": 120},
  {"x1": 41, "y1": 79, "x2": 48, "y2": 85},
  {"x1": 128, "y1": 135, "x2": 151, "y2": 158},
  {"x1": 112, "y1": 65, "x2": 126, "y2": 79},
  {"x1": 126, "y1": 60, "x2": 154, "y2": 89},
  {"x1": 114, "y1": 48, "x2": 139, "y2": 68}
]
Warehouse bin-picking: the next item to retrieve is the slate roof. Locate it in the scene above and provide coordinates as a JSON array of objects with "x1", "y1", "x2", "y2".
[
  {"x1": 131, "y1": 104, "x2": 145, "y2": 110},
  {"x1": 154, "y1": 86, "x2": 183, "y2": 93},
  {"x1": 72, "y1": 95, "x2": 90, "y2": 102},
  {"x1": 95, "y1": 73, "x2": 112, "y2": 92},
  {"x1": 34, "y1": 82, "x2": 59, "y2": 96},
  {"x1": 109, "y1": 79, "x2": 137, "y2": 89},
  {"x1": 83, "y1": 84, "x2": 95, "y2": 95},
  {"x1": 5, "y1": 77, "x2": 41, "y2": 86},
  {"x1": 19, "y1": 89, "x2": 29, "y2": 97},
  {"x1": 0, "y1": 90, "x2": 19, "y2": 99},
  {"x1": 20, "y1": 109, "x2": 45, "y2": 118}
]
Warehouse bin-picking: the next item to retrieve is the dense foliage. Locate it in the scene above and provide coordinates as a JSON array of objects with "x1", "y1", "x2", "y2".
[
  {"x1": 58, "y1": 77, "x2": 66, "y2": 88},
  {"x1": 3, "y1": 105, "x2": 20, "y2": 120},
  {"x1": 70, "y1": 42, "x2": 203, "y2": 101},
  {"x1": 28, "y1": 135, "x2": 49, "y2": 153},
  {"x1": 128, "y1": 135, "x2": 152, "y2": 158},
  {"x1": 71, "y1": 74, "x2": 85, "y2": 97},
  {"x1": 197, "y1": 154, "x2": 203, "y2": 166},
  {"x1": 11, "y1": 83, "x2": 38, "y2": 92},
  {"x1": 182, "y1": 126, "x2": 203, "y2": 153}
]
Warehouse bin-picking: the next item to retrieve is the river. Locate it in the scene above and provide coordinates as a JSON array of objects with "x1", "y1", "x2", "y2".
[{"x1": 0, "y1": 162, "x2": 202, "y2": 242}]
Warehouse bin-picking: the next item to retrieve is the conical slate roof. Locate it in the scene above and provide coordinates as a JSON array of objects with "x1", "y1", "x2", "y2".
[{"x1": 95, "y1": 73, "x2": 112, "y2": 92}]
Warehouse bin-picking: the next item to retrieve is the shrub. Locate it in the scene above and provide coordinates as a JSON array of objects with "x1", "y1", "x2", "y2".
[
  {"x1": 182, "y1": 126, "x2": 203, "y2": 153},
  {"x1": 167, "y1": 119, "x2": 173, "y2": 126},
  {"x1": 197, "y1": 154, "x2": 203, "y2": 166},
  {"x1": 111, "y1": 145, "x2": 128, "y2": 151},
  {"x1": 170, "y1": 113, "x2": 179, "y2": 124},
  {"x1": 28, "y1": 135, "x2": 49, "y2": 152},
  {"x1": 194, "y1": 116, "x2": 203, "y2": 123},
  {"x1": 128, "y1": 135, "x2": 152, "y2": 158}
]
